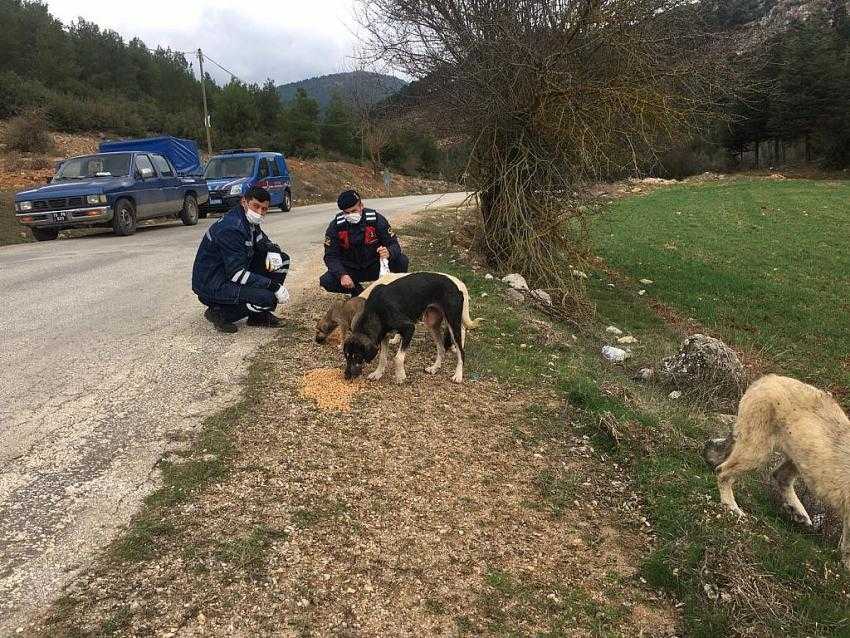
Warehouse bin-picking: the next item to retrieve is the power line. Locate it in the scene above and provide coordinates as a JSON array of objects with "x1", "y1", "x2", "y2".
[{"x1": 200, "y1": 52, "x2": 242, "y2": 83}]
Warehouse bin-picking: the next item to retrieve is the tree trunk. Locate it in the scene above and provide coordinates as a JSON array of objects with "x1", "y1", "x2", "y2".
[{"x1": 754, "y1": 140, "x2": 760, "y2": 169}]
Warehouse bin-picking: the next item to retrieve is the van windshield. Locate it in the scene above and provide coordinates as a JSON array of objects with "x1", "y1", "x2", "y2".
[
  {"x1": 204, "y1": 157, "x2": 256, "y2": 179},
  {"x1": 54, "y1": 154, "x2": 131, "y2": 180}
]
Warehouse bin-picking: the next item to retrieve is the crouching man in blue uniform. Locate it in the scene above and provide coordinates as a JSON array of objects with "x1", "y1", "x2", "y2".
[
  {"x1": 319, "y1": 189, "x2": 409, "y2": 296},
  {"x1": 192, "y1": 186, "x2": 290, "y2": 333}
]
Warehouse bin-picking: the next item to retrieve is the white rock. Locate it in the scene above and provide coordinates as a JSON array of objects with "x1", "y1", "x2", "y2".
[
  {"x1": 605, "y1": 326, "x2": 623, "y2": 335},
  {"x1": 638, "y1": 289, "x2": 647, "y2": 296},
  {"x1": 633, "y1": 368, "x2": 654, "y2": 382},
  {"x1": 669, "y1": 390, "x2": 683, "y2": 399},
  {"x1": 485, "y1": 273, "x2": 494, "y2": 280},
  {"x1": 571, "y1": 269, "x2": 588, "y2": 279},
  {"x1": 617, "y1": 336, "x2": 638, "y2": 344},
  {"x1": 530, "y1": 289, "x2": 552, "y2": 306},
  {"x1": 601, "y1": 346, "x2": 630, "y2": 363},
  {"x1": 639, "y1": 278, "x2": 654, "y2": 285},
  {"x1": 502, "y1": 273, "x2": 529, "y2": 290},
  {"x1": 480, "y1": 292, "x2": 489, "y2": 298}
]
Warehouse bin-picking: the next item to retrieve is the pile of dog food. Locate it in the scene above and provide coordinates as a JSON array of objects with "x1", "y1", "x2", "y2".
[{"x1": 299, "y1": 367, "x2": 361, "y2": 412}]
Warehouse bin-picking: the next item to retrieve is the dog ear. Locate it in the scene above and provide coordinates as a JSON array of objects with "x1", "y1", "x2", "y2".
[{"x1": 365, "y1": 341, "x2": 379, "y2": 362}]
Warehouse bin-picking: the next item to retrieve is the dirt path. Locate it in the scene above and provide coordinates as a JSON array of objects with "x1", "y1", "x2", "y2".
[{"x1": 34, "y1": 292, "x2": 677, "y2": 637}]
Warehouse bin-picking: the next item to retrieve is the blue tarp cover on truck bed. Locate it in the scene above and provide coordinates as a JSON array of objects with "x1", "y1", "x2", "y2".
[{"x1": 98, "y1": 136, "x2": 202, "y2": 176}]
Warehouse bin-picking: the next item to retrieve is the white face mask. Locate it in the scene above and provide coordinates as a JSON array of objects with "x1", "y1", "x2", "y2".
[
  {"x1": 245, "y1": 209, "x2": 264, "y2": 225},
  {"x1": 344, "y1": 212, "x2": 362, "y2": 224}
]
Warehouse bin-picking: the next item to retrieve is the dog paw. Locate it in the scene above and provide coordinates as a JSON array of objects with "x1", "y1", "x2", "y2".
[
  {"x1": 451, "y1": 373, "x2": 463, "y2": 384},
  {"x1": 425, "y1": 364, "x2": 440, "y2": 375},
  {"x1": 394, "y1": 373, "x2": 407, "y2": 384},
  {"x1": 367, "y1": 370, "x2": 384, "y2": 381},
  {"x1": 389, "y1": 334, "x2": 401, "y2": 345}
]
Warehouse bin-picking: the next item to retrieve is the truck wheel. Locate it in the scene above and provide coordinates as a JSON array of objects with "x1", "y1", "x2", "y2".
[
  {"x1": 112, "y1": 199, "x2": 137, "y2": 236},
  {"x1": 31, "y1": 228, "x2": 59, "y2": 241},
  {"x1": 281, "y1": 189, "x2": 292, "y2": 212},
  {"x1": 180, "y1": 194, "x2": 199, "y2": 226}
]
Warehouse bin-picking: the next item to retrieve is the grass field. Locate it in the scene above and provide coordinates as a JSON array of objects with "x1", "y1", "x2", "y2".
[
  {"x1": 591, "y1": 178, "x2": 850, "y2": 398},
  {"x1": 402, "y1": 195, "x2": 850, "y2": 636}
]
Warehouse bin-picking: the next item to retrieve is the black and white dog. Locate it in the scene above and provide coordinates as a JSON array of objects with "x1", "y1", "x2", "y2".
[{"x1": 343, "y1": 272, "x2": 480, "y2": 384}]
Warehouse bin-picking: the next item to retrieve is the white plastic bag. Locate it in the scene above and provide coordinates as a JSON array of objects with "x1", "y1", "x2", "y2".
[{"x1": 379, "y1": 257, "x2": 390, "y2": 277}]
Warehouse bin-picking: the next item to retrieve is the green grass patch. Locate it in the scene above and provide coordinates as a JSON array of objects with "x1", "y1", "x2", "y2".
[
  {"x1": 214, "y1": 525, "x2": 288, "y2": 582},
  {"x1": 591, "y1": 179, "x2": 850, "y2": 395},
  {"x1": 402, "y1": 199, "x2": 850, "y2": 636}
]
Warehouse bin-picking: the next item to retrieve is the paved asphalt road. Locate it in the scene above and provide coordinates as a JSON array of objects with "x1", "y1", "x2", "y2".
[{"x1": 0, "y1": 192, "x2": 468, "y2": 632}]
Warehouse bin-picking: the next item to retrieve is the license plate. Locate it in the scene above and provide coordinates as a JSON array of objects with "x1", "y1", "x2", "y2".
[
  {"x1": 210, "y1": 198, "x2": 222, "y2": 205},
  {"x1": 54, "y1": 212, "x2": 67, "y2": 222}
]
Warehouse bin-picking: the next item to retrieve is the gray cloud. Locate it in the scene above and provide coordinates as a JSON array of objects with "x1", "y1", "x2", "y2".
[{"x1": 44, "y1": 0, "x2": 366, "y2": 87}]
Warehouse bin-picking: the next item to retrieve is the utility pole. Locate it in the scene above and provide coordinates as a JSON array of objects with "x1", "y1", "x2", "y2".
[{"x1": 197, "y1": 48, "x2": 213, "y2": 156}]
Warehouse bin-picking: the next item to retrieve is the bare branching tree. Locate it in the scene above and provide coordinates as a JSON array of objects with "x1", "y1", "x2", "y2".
[{"x1": 361, "y1": 0, "x2": 741, "y2": 316}]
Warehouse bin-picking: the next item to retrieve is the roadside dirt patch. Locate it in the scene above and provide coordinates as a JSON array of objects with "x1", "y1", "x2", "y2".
[{"x1": 34, "y1": 293, "x2": 678, "y2": 637}]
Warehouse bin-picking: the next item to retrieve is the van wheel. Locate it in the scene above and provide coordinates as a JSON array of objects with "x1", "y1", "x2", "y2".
[
  {"x1": 281, "y1": 189, "x2": 292, "y2": 212},
  {"x1": 31, "y1": 228, "x2": 59, "y2": 241},
  {"x1": 112, "y1": 198, "x2": 137, "y2": 236},
  {"x1": 180, "y1": 194, "x2": 199, "y2": 226}
]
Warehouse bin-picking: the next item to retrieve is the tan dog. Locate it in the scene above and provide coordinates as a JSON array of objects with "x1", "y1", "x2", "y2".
[{"x1": 704, "y1": 374, "x2": 850, "y2": 568}]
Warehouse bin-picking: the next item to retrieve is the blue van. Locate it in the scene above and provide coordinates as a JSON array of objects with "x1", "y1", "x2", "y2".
[{"x1": 202, "y1": 149, "x2": 292, "y2": 216}]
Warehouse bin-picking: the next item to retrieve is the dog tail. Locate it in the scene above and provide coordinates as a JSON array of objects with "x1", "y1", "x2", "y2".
[{"x1": 460, "y1": 286, "x2": 483, "y2": 329}]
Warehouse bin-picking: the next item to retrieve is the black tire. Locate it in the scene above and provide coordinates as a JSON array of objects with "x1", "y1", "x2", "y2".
[
  {"x1": 31, "y1": 227, "x2": 59, "y2": 241},
  {"x1": 112, "y1": 198, "x2": 137, "y2": 236},
  {"x1": 280, "y1": 189, "x2": 292, "y2": 212},
  {"x1": 180, "y1": 194, "x2": 199, "y2": 226}
]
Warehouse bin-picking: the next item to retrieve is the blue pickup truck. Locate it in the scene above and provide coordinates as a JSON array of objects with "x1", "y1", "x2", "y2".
[
  {"x1": 14, "y1": 136, "x2": 209, "y2": 241},
  {"x1": 203, "y1": 149, "x2": 292, "y2": 216}
]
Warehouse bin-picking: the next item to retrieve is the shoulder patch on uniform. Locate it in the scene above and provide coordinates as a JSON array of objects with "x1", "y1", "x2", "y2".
[{"x1": 324, "y1": 236, "x2": 331, "y2": 246}]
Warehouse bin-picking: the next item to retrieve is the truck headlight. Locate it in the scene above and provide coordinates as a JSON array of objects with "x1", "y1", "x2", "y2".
[
  {"x1": 229, "y1": 184, "x2": 243, "y2": 196},
  {"x1": 19, "y1": 201, "x2": 33, "y2": 212},
  {"x1": 87, "y1": 194, "x2": 107, "y2": 205}
]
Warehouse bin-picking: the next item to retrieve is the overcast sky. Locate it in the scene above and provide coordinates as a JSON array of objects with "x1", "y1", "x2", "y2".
[{"x1": 43, "y1": 0, "x2": 373, "y2": 87}]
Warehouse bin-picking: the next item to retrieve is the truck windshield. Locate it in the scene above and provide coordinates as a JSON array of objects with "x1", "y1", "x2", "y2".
[
  {"x1": 55, "y1": 154, "x2": 131, "y2": 180},
  {"x1": 204, "y1": 157, "x2": 256, "y2": 179}
]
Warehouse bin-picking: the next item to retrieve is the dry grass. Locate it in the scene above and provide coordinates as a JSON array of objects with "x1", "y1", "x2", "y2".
[{"x1": 34, "y1": 294, "x2": 677, "y2": 637}]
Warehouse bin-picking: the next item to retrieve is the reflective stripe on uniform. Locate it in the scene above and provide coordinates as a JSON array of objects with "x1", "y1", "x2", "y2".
[
  {"x1": 231, "y1": 269, "x2": 245, "y2": 282},
  {"x1": 240, "y1": 271, "x2": 250, "y2": 285}
]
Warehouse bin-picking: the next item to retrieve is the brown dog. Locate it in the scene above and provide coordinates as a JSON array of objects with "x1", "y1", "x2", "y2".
[
  {"x1": 316, "y1": 274, "x2": 412, "y2": 346},
  {"x1": 315, "y1": 297, "x2": 365, "y2": 346}
]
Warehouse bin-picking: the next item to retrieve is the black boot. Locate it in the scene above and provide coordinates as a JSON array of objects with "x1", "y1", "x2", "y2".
[
  {"x1": 246, "y1": 311, "x2": 283, "y2": 327},
  {"x1": 204, "y1": 306, "x2": 238, "y2": 333}
]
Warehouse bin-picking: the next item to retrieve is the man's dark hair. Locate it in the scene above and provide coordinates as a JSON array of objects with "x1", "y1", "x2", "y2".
[{"x1": 245, "y1": 186, "x2": 271, "y2": 203}]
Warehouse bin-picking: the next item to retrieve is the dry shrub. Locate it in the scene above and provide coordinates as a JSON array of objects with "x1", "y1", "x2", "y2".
[
  {"x1": 363, "y1": 0, "x2": 745, "y2": 322},
  {"x1": 3, "y1": 110, "x2": 55, "y2": 154}
]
